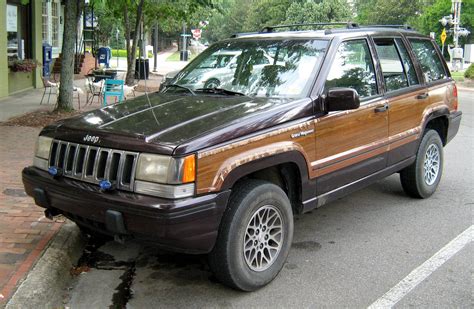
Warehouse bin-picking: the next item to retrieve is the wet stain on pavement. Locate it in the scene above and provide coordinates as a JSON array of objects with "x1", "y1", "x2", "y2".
[
  {"x1": 145, "y1": 250, "x2": 213, "y2": 286},
  {"x1": 110, "y1": 263, "x2": 136, "y2": 308},
  {"x1": 292, "y1": 241, "x2": 321, "y2": 251}
]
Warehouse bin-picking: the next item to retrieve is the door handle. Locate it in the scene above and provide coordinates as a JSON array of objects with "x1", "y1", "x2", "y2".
[
  {"x1": 416, "y1": 93, "x2": 429, "y2": 99},
  {"x1": 374, "y1": 103, "x2": 389, "y2": 113}
]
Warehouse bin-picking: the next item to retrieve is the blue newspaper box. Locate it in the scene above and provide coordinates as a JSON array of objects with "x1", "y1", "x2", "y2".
[
  {"x1": 42, "y1": 43, "x2": 52, "y2": 77},
  {"x1": 97, "y1": 47, "x2": 111, "y2": 68}
]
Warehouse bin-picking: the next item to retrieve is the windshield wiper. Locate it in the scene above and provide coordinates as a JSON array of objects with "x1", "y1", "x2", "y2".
[
  {"x1": 162, "y1": 84, "x2": 196, "y2": 95},
  {"x1": 195, "y1": 88, "x2": 247, "y2": 97}
]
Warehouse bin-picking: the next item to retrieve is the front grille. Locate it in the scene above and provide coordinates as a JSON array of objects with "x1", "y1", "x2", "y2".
[{"x1": 49, "y1": 140, "x2": 139, "y2": 191}]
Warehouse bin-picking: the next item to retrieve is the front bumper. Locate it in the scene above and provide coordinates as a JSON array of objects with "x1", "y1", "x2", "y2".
[
  {"x1": 22, "y1": 167, "x2": 231, "y2": 254},
  {"x1": 447, "y1": 110, "x2": 462, "y2": 144}
]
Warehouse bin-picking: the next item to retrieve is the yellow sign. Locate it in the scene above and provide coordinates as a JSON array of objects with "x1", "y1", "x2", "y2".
[{"x1": 441, "y1": 28, "x2": 447, "y2": 44}]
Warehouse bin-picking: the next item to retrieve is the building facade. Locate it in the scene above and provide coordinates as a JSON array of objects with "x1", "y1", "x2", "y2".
[{"x1": 1, "y1": 0, "x2": 65, "y2": 98}]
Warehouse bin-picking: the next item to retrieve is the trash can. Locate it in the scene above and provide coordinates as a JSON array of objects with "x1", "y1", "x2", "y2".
[
  {"x1": 135, "y1": 58, "x2": 149, "y2": 80},
  {"x1": 42, "y1": 43, "x2": 52, "y2": 77},
  {"x1": 97, "y1": 47, "x2": 112, "y2": 68}
]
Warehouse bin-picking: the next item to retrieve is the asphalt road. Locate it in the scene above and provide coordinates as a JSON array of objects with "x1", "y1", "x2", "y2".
[{"x1": 65, "y1": 90, "x2": 473, "y2": 308}]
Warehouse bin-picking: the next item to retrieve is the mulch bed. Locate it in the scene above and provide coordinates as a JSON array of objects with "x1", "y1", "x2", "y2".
[{"x1": 1, "y1": 110, "x2": 82, "y2": 128}]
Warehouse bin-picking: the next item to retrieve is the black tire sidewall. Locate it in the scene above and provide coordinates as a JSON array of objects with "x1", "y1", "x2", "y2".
[
  {"x1": 204, "y1": 78, "x2": 220, "y2": 88},
  {"x1": 225, "y1": 182, "x2": 293, "y2": 291},
  {"x1": 414, "y1": 130, "x2": 444, "y2": 198}
]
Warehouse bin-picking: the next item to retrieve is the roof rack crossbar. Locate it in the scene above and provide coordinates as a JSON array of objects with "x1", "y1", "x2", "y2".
[
  {"x1": 361, "y1": 24, "x2": 414, "y2": 30},
  {"x1": 261, "y1": 22, "x2": 359, "y2": 33}
]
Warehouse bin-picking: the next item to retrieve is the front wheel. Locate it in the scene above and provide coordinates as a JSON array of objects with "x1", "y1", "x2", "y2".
[
  {"x1": 209, "y1": 179, "x2": 293, "y2": 291},
  {"x1": 400, "y1": 129, "x2": 444, "y2": 198},
  {"x1": 204, "y1": 78, "x2": 220, "y2": 89}
]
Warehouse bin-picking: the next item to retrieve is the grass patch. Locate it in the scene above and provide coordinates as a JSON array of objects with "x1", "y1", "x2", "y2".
[
  {"x1": 166, "y1": 51, "x2": 196, "y2": 62},
  {"x1": 451, "y1": 70, "x2": 465, "y2": 82}
]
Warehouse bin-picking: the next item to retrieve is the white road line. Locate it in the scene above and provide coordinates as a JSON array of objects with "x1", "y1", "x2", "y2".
[{"x1": 368, "y1": 225, "x2": 473, "y2": 309}]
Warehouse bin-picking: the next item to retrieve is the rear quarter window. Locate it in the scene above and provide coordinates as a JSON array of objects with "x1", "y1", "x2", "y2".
[{"x1": 409, "y1": 39, "x2": 447, "y2": 83}]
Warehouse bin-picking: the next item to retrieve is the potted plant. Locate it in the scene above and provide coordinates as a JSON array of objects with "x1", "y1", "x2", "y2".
[{"x1": 9, "y1": 59, "x2": 41, "y2": 73}]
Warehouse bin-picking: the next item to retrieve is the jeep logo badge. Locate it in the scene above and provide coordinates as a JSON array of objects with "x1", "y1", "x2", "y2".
[{"x1": 83, "y1": 134, "x2": 100, "y2": 143}]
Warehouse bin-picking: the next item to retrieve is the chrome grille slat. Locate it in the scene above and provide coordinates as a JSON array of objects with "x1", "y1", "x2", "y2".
[{"x1": 48, "y1": 139, "x2": 139, "y2": 192}]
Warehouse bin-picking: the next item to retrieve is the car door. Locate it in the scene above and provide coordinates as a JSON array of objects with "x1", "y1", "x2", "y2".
[
  {"x1": 372, "y1": 37, "x2": 427, "y2": 166},
  {"x1": 408, "y1": 38, "x2": 453, "y2": 120},
  {"x1": 314, "y1": 38, "x2": 389, "y2": 195}
]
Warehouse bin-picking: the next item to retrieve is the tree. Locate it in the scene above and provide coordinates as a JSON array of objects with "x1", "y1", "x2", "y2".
[
  {"x1": 57, "y1": 0, "x2": 84, "y2": 111},
  {"x1": 354, "y1": 0, "x2": 423, "y2": 25},
  {"x1": 284, "y1": 0, "x2": 352, "y2": 25}
]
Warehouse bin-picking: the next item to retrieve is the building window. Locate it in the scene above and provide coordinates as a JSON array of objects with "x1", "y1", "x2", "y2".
[
  {"x1": 52, "y1": 1, "x2": 59, "y2": 47},
  {"x1": 6, "y1": 1, "x2": 32, "y2": 63},
  {"x1": 42, "y1": 1, "x2": 48, "y2": 42}
]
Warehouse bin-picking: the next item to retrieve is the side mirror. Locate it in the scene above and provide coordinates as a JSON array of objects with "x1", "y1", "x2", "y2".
[
  {"x1": 229, "y1": 63, "x2": 238, "y2": 69},
  {"x1": 325, "y1": 88, "x2": 360, "y2": 112}
]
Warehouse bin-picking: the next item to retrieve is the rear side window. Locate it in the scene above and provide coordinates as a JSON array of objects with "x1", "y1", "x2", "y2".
[
  {"x1": 325, "y1": 39, "x2": 377, "y2": 98},
  {"x1": 409, "y1": 39, "x2": 447, "y2": 83},
  {"x1": 374, "y1": 38, "x2": 419, "y2": 92}
]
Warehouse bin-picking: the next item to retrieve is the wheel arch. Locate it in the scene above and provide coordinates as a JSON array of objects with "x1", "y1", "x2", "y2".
[
  {"x1": 422, "y1": 107, "x2": 450, "y2": 145},
  {"x1": 220, "y1": 150, "x2": 311, "y2": 214}
]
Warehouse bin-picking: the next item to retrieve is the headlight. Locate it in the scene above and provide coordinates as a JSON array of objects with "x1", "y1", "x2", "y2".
[
  {"x1": 33, "y1": 136, "x2": 53, "y2": 171},
  {"x1": 35, "y1": 136, "x2": 53, "y2": 159},
  {"x1": 134, "y1": 153, "x2": 196, "y2": 198}
]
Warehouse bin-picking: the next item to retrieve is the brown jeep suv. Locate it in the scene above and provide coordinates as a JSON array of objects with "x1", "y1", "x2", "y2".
[{"x1": 23, "y1": 23, "x2": 461, "y2": 291}]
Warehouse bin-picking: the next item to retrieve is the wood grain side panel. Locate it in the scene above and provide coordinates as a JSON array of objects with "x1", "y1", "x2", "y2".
[
  {"x1": 196, "y1": 121, "x2": 315, "y2": 194},
  {"x1": 312, "y1": 99, "x2": 389, "y2": 181},
  {"x1": 388, "y1": 89, "x2": 428, "y2": 137}
]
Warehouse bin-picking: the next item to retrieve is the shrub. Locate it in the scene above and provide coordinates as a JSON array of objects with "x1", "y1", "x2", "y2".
[{"x1": 464, "y1": 63, "x2": 474, "y2": 79}]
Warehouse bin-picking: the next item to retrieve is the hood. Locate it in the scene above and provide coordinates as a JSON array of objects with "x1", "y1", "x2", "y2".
[{"x1": 43, "y1": 92, "x2": 313, "y2": 155}]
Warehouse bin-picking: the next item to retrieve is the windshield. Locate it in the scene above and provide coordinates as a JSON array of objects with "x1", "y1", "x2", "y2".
[{"x1": 171, "y1": 39, "x2": 328, "y2": 98}]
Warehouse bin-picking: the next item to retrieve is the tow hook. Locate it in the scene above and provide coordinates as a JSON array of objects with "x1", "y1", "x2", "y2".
[{"x1": 44, "y1": 208, "x2": 65, "y2": 222}]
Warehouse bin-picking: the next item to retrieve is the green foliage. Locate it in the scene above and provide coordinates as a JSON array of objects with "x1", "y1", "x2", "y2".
[
  {"x1": 111, "y1": 49, "x2": 128, "y2": 57},
  {"x1": 354, "y1": 0, "x2": 423, "y2": 25},
  {"x1": 284, "y1": 0, "x2": 351, "y2": 25},
  {"x1": 203, "y1": 0, "x2": 353, "y2": 43},
  {"x1": 465, "y1": 64, "x2": 474, "y2": 79}
]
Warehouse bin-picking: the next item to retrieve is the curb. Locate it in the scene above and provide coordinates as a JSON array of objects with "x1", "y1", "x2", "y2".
[{"x1": 5, "y1": 221, "x2": 86, "y2": 308}]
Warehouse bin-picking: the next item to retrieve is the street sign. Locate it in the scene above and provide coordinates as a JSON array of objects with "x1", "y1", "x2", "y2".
[
  {"x1": 441, "y1": 28, "x2": 447, "y2": 45},
  {"x1": 191, "y1": 29, "x2": 202, "y2": 40}
]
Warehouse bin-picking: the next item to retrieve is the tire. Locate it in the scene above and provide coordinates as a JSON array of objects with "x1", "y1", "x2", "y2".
[
  {"x1": 209, "y1": 179, "x2": 294, "y2": 291},
  {"x1": 400, "y1": 129, "x2": 444, "y2": 198},
  {"x1": 204, "y1": 78, "x2": 220, "y2": 89}
]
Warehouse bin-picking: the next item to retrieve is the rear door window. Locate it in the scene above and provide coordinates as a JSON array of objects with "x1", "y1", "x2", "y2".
[
  {"x1": 409, "y1": 39, "x2": 447, "y2": 83},
  {"x1": 325, "y1": 39, "x2": 378, "y2": 98},
  {"x1": 374, "y1": 38, "x2": 419, "y2": 92}
]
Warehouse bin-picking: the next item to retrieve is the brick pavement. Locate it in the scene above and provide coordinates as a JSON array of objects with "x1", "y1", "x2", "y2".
[{"x1": 0, "y1": 126, "x2": 62, "y2": 304}]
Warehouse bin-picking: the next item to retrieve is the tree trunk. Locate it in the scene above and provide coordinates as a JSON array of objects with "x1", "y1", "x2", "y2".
[
  {"x1": 125, "y1": 0, "x2": 144, "y2": 85},
  {"x1": 56, "y1": 0, "x2": 80, "y2": 111}
]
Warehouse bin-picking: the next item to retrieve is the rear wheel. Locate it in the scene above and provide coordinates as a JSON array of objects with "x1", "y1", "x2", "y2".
[
  {"x1": 400, "y1": 129, "x2": 444, "y2": 198},
  {"x1": 209, "y1": 179, "x2": 293, "y2": 291}
]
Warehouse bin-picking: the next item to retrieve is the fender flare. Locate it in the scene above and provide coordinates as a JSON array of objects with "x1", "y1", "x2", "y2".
[{"x1": 220, "y1": 150, "x2": 310, "y2": 195}]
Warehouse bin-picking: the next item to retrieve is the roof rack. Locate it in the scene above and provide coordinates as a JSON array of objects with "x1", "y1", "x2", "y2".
[
  {"x1": 260, "y1": 22, "x2": 359, "y2": 33},
  {"x1": 361, "y1": 24, "x2": 414, "y2": 30}
]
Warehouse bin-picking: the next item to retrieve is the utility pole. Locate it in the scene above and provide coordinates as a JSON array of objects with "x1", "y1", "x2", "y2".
[
  {"x1": 180, "y1": 22, "x2": 189, "y2": 61},
  {"x1": 153, "y1": 23, "x2": 158, "y2": 72}
]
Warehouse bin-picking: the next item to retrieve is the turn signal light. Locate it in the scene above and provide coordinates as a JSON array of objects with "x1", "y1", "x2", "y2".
[{"x1": 182, "y1": 154, "x2": 196, "y2": 183}]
